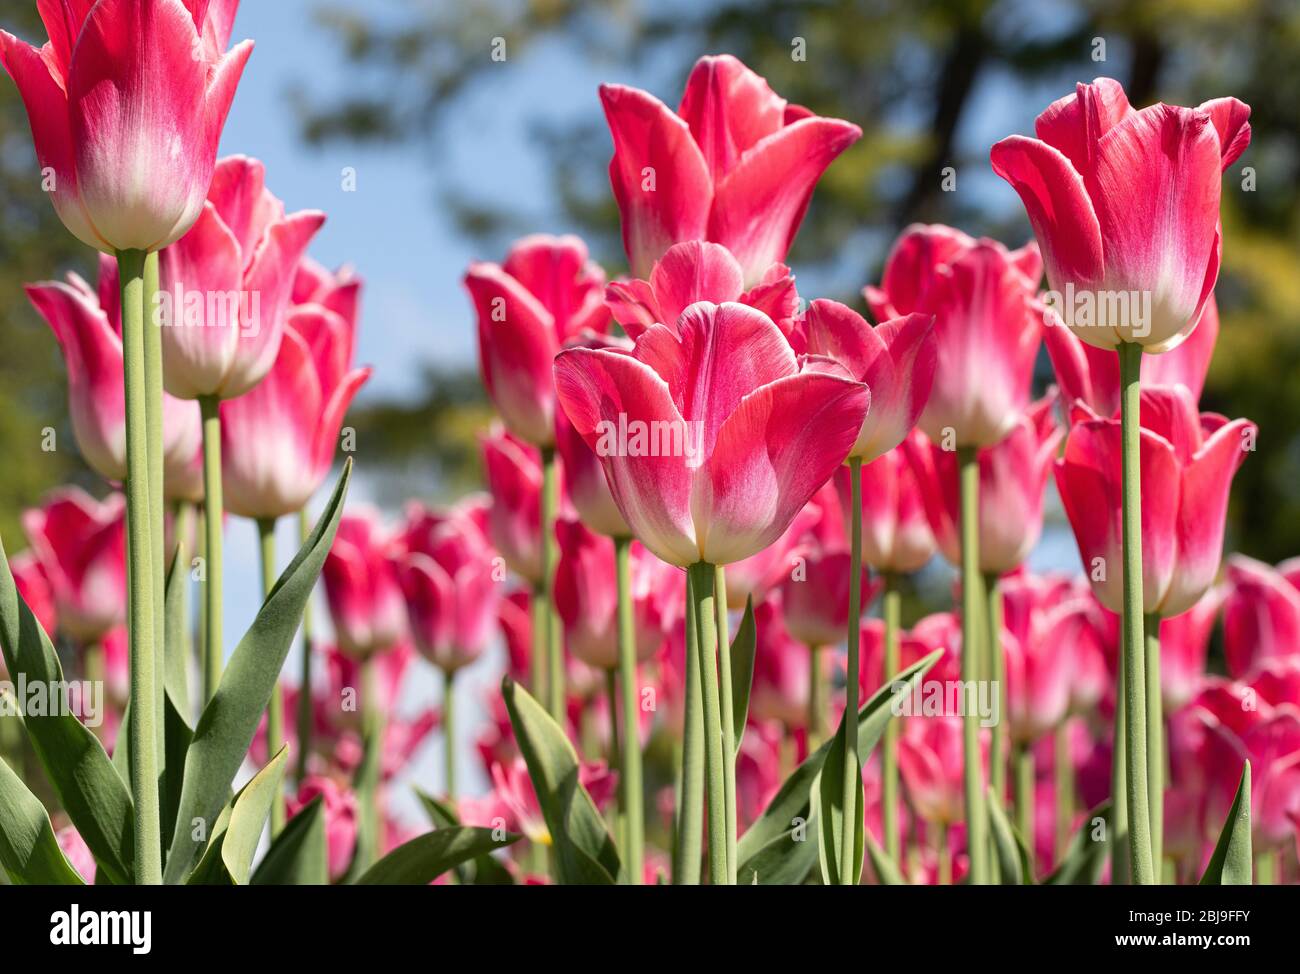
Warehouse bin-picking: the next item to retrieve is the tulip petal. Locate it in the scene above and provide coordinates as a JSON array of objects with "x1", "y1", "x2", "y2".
[
  {"x1": 466, "y1": 261, "x2": 560, "y2": 447},
  {"x1": 1033, "y1": 78, "x2": 1133, "y2": 178},
  {"x1": 697, "y1": 372, "x2": 869, "y2": 565},
  {"x1": 708, "y1": 116, "x2": 861, "y2": 284},
  {"x1": 1090, "y1": 104, "x2": 1223, "y2": 347},
  {"x1": 676, "y1": 54, "x2": 787, "y2": 182},
  {"x1": 312, "y1": 367, "x2": 371, "y2": 484},
  {"x1": 1197, "y1": 97, "x2": 1252, "y2": 170},
  {"x1": 648, "y1": 241, "x2": 745, "y2": 330},
  {"x1": 502, "y1": 234, "x2": 607, "y2": 340},
  {"x1": 554, "y1": 347, "x2": 698, "y2": 567},
  {"x1": 989, "y1": 136, "x2": 1107, "y2": 312},
  {"x1": 1161, "y1": 418, "x2": 1253, "y2": 616},
  {"x1": 1223, "y1": 555, "x2": 1300, "y2": 678},
  {"x1": 600, "y1": 82, "x2": 712, "y2": 279},
  {"x1": 68, "y1": 0, "x2": 212, "y2": 251},
  {"x1": 876, "y1": 224, "x2": 976, "y2": 317}
]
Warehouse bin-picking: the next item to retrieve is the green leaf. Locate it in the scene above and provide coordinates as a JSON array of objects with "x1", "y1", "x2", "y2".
[
  {"x1": 864, "y1": 830, "x2": 907, "y2": 885},
  {"x1": 987, "y1": 788, "x2": 1033, "y2": 885},
  {"x1": 0, "y1": 534, "x2": 134, "y2": 885},
  {"x1": 1200, "y1": 761, "x2": 1252, "y2": 885},
  {"x1": 220, "y1": 747, "x2": 289, "y2": 884},
  {"x1": 163, "y1": 461, "x2": 351, "y2": 883},
  {"x1": 736, "y1": 821, "x2": 817, "y2": 886},
  {"x1": 1043, "y1": 801, "x2": 1110, "y2": 885},
  {"x1": 413, "y1": 786, "x2": 514, "y2": 885},
  {"x1": 736, "y1": 650, "x2": 941, "y2": 879},
  {"x1": 251, "y1": 796, "x2": 329, "y2": 886},
  {"x1": 814, "y1": 714, "x2": 863, "y2": 885},
  {"x1": 729, "y1": 597, "x2": 757, "y2": 754},
  {"x1": 501, "y1": 676, "x2": 620, "y2": 884},
  {"x1": 0, "y1": 754, "x2": 85, "y2": 885},
  {"x1": 354, "y1": 827, "x2": 519, "y2": 885}
]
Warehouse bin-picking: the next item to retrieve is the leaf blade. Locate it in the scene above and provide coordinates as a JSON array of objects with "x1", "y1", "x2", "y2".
[
  {"x1": 354, "y1": 827, "x2": 518, "y2": 885},
  {"x1": 1200, "y1": 761, "x2": 1252, "y2": 886}
]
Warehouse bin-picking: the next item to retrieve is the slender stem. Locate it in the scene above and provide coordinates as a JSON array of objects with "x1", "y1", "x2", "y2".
[
  {"x1": 1111, "y1": 661, "x2": 1130, "y2": 884},
  {"x1": 540, "y1": 446, "x2": 563, "y2": 722},
  {"x1": 937, "y1": 825, "x2": 952, "y2": 887},
  {"x1": 615, "y1": 537, "x2": 644, "y2": 885},
  {"x1": 1145, "y1": 612, "x2": 1163, "y2": 874},
  {"x1": 1256, "y1": 850, "x2": 1278, "y2": 886},
  {"x1": 673, "y1": 570, "x2": 703, "y2": 885},
  {"x1": 118, "y1": 248, "x2": 161, "y2": 885},
  {"x1": 1117, "y1": 341, "x2": 1154, "y2": 885},
  {"x1": 144, "y1": 252, "x2": 165, "y2": 763},
  {"x1": 604, "y1": 668, "x2": 622, "y2": 854},
  {"x1": 714, "y1": 564, "x2": 737, "y2": 885},
  {"x1": 83, "y1": 641, "x2": 105, "y2": 742},
  {"x1": 688, "y1": 561, "x2": 727, "y2": 885},
  {"x1": 1014, "y1": 742, "x2": 1035, "y2": 877},
  {"x1": 257, "y1": 517, "x2": 285, "y2": 836},
  {"x1": 807, "y1": 644, "x2": 826, "y2": 752},
  {"x1": 195, "y1": 502, "x2": 207, "y2": 697},
  {"x1": 444, "y1": 668, "x2": 456, "y2": 800},
  {"x1": 296, "y1": 508, "x2": 314, "y2": 783},
  {"x1": 1055, "y1": 720, "x2": 1074, "y2": 862},
  {"x1": 881, "y1": 573, "x2": 901, "y2": 864},
  {"x1": 839, "y1": 456, "x2": 865, "y2": 885},
  {"x1": 529, "y1": 587, "x2": 547, "y2": 705},
  {"x1": 985, "y1": 573, "x2": 1005, "y2": 801},
  {"x1": 199, "y1": 396, "x2": 224, "y2": 704},
  {"x1": 355, "y1": 656, "x2": 382, "y2": 872},
  {"x1": 173, "y1": 501, "x2": 195, "y2": 717},
  {"x1": 957, "y1": 446, "x2": 989, "y2": 885}
]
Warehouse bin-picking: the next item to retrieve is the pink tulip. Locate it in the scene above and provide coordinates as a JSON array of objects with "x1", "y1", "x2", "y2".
[
  {"x1": 498, "y1": 589, "x2": 533, "y2": 683},
  {"x1": 220, "y1": 303, "x2": 370, "y2": 519},
  {"x1": 554, "y1": 336, "x2": 633, "y2": 539},
  {"x1": 1055, "y1": 385, "x2": 1254, "y2": 616},
  {"x1": 470, "y1": 757, "x2": 616, "y2": 847},
  {"x1": 22, "y1": 488, "x2": 125, "y2": 643},
  {"x1": 777, "y1": 502, "x2": 876, "y2": 649},
  {"x1": 482, "y1": 428, "x2": 548, "y2": 585},
  {"x1": 56, "y1": 826, "x2": 97, "y2": 884},
  {"x1": 860, "y1": 617, "x2": 952, "y2": 697},
  {"x1": 837, "y1": 432, "x2": 936, "y2": 575},
  {"x1": 865, "y1": 225, "x2": 1045, "y2": 448},
  {"x1": 600, "y1": 54, "x2": 861, "y2": 284},
  {"x1": 554, "y1": 301, "x2": 871, "y2": 567},
  {"x1": 553, "y1": 517, "x2": 678, "y2": 670},
  {"x1": 1159, "y1": 591, "x2": 1220, "y2": 709},
  {"x1": 465, "y1": 234, "x2": 608, "y2": 448},
  {"x1": 899, "y1": 714, "x2": 982, "y2": 827},
  {"x1": 1000, "y1": 574, "x2": 1079, "y2": 743},
  {"x1": 724, "y1": 501, "x2": 820, "y2": 610},
  {"x1": 26, "y1": 258, "x2": 203, "y2": 499},
  {"x1": 736, "y1": 719, "x2": 783, "y2": 829},
  {"x1": 747, "y1": 597, "x2": 812, "y2": 731},
  {"x1": 292, "y1": 257, "x2": 362, "y2": 330},
  {"x1": 1047, "y1": 294, "x2": 1221, "y2": 417},
  {"x1": 321, "y1": 510, "x2": 408, "y2": 660},
  {"x1": 288, "y1": 776, "x2": 358, "y2": 882},
  {"x1": 10, "y1": 550, "x2": 58, "y2": 638},
  {"x1": 397, "y1": 497, "x2": 500, "y2": 673},
  {"x1": 798, "y1": 300, "x2": 936, "y2": 461},
  {"x1": 991, "y1": 78, "x2": 1249, "y2": 352},
  {"x1": 904, "y1": 394, "x2": 1062, "y2": 575},
  {"x1": 605, "y1": 240, "x2": 799, "y2": 342},
  {"x1": 0, "y1": 0, "x2": 252, "y2": 253},
  {"x1": 1221, "y1": 554, "x2": 1300, "y2": 679},
  {"x1": 158, "y1": 155, "x2": 325, "y2": 400}
]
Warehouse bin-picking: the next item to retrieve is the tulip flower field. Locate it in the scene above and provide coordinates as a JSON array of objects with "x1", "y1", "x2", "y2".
[{"x1": 0, "y1": 0, "x2": 1291, "y2": 917}]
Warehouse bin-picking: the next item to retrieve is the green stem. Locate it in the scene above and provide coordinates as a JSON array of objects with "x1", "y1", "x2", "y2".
[
  {"x1": 986, "y1": 573, "x2": 1005, "y2": 801},
  {"x1": 1145, "y1": 612, "x2": 1163, "y2": 874},
  {"x1": 199, "y1": 396, "x2": 224, "y2": 705},
  {"x1": 195, "y1": 502, "x2": 207, "y2": 697},
  {"x1": 296, "y1": 508, "x2": 314, "y2": 783},
  {"x1": 957, "y1": 446, "x2": 989, "y2": 885},
  {"x1": 1255, "y1": 850, "x2": 1278, "y2": 886},
  {"x1": 540, "y1": 446, "x2": 563, "y2": 722},
  {"x1": 1111, "y1": 660, "x2": 1130, "y2": 884},
  {"x1": 673, "y1": 570, "x2": 703, "y2": 885},
  {"x1": 807, "y1": 644, "x2": 826, "y2": 752},
  {"x1": 355, "y1": 656, "x2": 382, "y2": 872},
  {"x1": 117, "y1": 248, "x2": 161, "y2": 885},
  {"x1": 173, "y1": 501, "x2": 195, "y2": 717},
  {"x1": 937, "y1": 825, "x2": 952, "y2": 887},
  {"x1": 615, "y1": 537, "x2": 644, "y2": 885},
  {"x1": 839, "y1": 456, "x2": 865, "y2": 885},
  {"x1": 257, "y1": 517, "x2": 285, "y2": 836},
  {"x1": 1055, "y1": 720, "x2": 1074, "y2": 862},
  {"x1": 714, "y1": 564, "x2": 737, "y2": 885},
  {"x1": 144, "y1": 252, "x2": 165, "y2": 772},
  {"x1": 1014, "y1": 742, "x2": 1035, "y2": 878},
  {"x1": 1118, "y1": 341, "x2": 1154, "y2": 885},
  {"x1": 83, "y1": 641, "x2": 105, "y2": 742},
  {"x1": 881, "y1": 573, "x2": 901, "y2": 865},
  {"x1": 529, "y1": 587, "x2": 547, "y2": 706},
  {"x1": 444, "y1": 668, "x2": 456, "y2": 800},
  {"x1": 688, "y1": 561, "x2": 727, "y2": 885}
]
